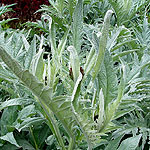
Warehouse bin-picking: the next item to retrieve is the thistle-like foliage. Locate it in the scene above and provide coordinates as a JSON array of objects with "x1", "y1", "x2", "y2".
[
  {"x1": 0, "y1": 9, "x2": 118, "y2": 149},
  {"x1": 133, "y1": 15, "x2": 150, "y2": 53},
  {"x1": 108, "y1": 0, "x2": 147, "y2": 26},
  {"x1": 1, "y1": 1, "x2": 150, "y2": 149},
  {"x1": 0, "y1": 45, "x2": 76, "y2": 149}
]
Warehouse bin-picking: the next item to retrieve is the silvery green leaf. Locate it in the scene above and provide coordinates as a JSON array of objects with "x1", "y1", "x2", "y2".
[
  {"x1": 98, "y1": 89, "x2": 105, "y2": 130},
  {"x1": 0, "y1": 132, "x2": 20, "y2": 148},
  {"x1": 22, "y1": 34, "x2": 30, "y2": 51},
  {"x1": 0, "y1": 98, "x2": 33, "y2": 111},
  {"x1": 97, "y1": 50, "x2": 118, "y2": 108},
  {"x1": 117, "y1": 134, "x2": 142, "y2": 150},
  {"x1": 72, "y1": 0, "x2": 83, "y2": 53},
  {"x1": 92, "y1": 10, "x2": 113, "y2": 80},
  {"x1": 45, "y1": 135, "x2": 55, "y2": 146},
  {"x1": 30, "y1": 35, "x2": 44, "y2": 81}
]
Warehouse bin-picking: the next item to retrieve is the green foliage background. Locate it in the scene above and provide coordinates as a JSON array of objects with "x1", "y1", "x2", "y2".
[{"x1": 0, "y1": 0, "x2": 150, "y2": 150}]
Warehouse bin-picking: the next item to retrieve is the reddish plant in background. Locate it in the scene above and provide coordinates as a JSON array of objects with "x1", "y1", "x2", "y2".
[{"x1": 1, "y1": 0, "x2": 49, "y2": 27}]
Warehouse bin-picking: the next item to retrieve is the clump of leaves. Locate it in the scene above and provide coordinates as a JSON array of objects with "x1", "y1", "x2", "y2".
[{"x1": 0, "y1": 0, "x2": 150, "y2": 150}]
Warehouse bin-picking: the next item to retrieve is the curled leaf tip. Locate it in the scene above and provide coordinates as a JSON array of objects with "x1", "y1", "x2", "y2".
[
  {"x1": 104, "y1": 10, "x2": 113, "y2": 21},
  {"x1": 107, "y1": 10, "x2": 113, "y2": 14},
  {"x1": 67, "y1": 46, "x2": 74, "y2": 52}
]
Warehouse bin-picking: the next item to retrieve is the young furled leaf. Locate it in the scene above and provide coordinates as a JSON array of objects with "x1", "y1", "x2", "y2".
[
  {"x1": 67, "y1": 46, "x2": 80, "y2": 83},
  {"x1": 72, "y1": 0, "x2": 83, "y2": 53},
  {"x1": 92, "y1": 10, "x2": 113, "y2": 80}
]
